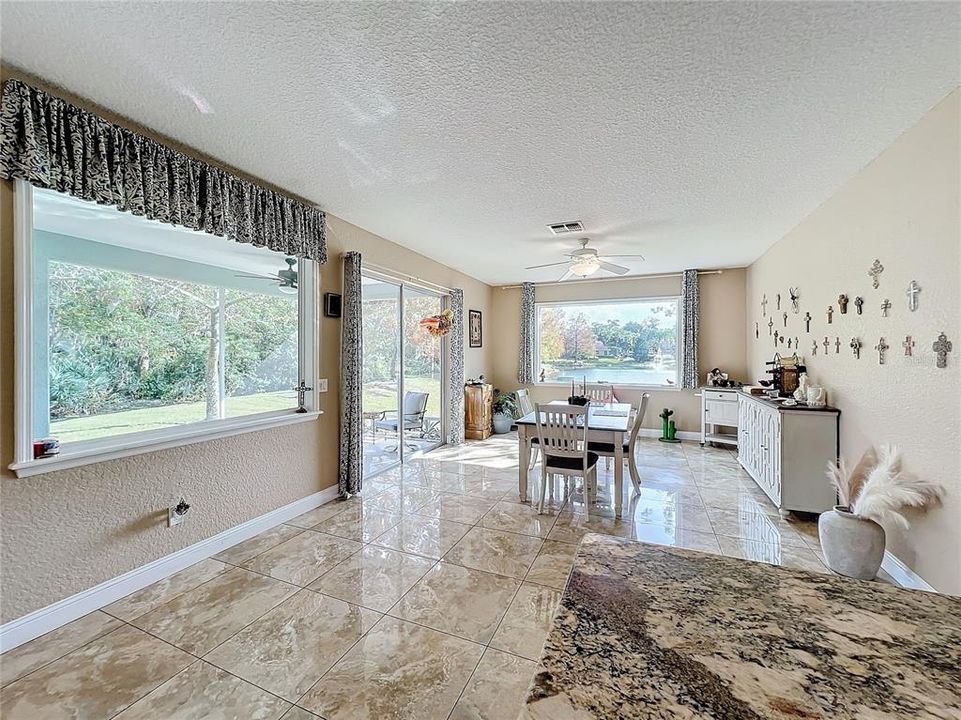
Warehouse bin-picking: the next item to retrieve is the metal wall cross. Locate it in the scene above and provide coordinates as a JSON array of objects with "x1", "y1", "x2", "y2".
[
  {"x1": 835, "y1": 337, "x2": 841, "y2": 354},
  {"x1": 774, "y1": 330, "x2": 780, "y2": 346},
  {"x1": 768, "y1": 317, "x2": 774, "y2": 335},
  {"x1": 881, "y1": 299, "x2": 891, "y2": 317},
  {"x1": 826, "y1": 306, "x2": 834, "y2": 324},
  {"x1": 761, "y1": 294, "x2": 768, "y2": 316},
  {"x1": 850, "y1": 337, "x2": 862, "y2": 359},
  {"x1": 874, "y1": 337, "x2": 889, "y2": 365},
  {"x1": 783, "y1": 312, "x2": 788, "y2": 328},
  {"x1": 293, "y1": 380, "x2": 314, "y2": 412},
  {"x1": 812, "y1": 339, "x2": 818, "y2": 356},
  {"x1": 906, "y1": 280, "x2": 921, "y2": 312},
  {"x1": 868, "y1": 259, "x2": 884, "y2": 289},
  {"x1": 854, "y1": 296, "x2": 864, "y2": 315},
  {"x1": 776, "y1": 293, "x2": 781, "y2": 311},
  {"x1": 932, "y1": 332, "x2": 952, "y2": 369},
  {"x1": 903, "y1": 335, "x2": 915, "y2": 357},
  {"x1": 755, "y1": 322, "x2": 759, "y2": 339},
  {"x1": 804, "y1": 312, "x2": 812, "y2": 332},
  {"x1": 823, "y1": 336, "x2": 830, "y2": 354},
  {"x1": 789, "y1": 287, "x2": 800, "y2": 313}
]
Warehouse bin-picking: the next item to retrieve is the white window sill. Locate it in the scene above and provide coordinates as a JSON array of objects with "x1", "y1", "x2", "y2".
[
  {"x1": 9, "y1": 409, "x2": 323, "y2": 478},
  {"x1": 532, "y1": 382, "x2": 683, "y2": 392}
]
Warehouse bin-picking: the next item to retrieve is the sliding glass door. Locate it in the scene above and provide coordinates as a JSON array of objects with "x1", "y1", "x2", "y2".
[{"x1": 361, "y1": 272, "x2": 446, "y2": 478}]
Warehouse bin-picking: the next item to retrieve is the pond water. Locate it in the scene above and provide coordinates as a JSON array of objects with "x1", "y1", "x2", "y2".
[{"x1": 548, "y1": 365, "x2": 676, "y2": 386}]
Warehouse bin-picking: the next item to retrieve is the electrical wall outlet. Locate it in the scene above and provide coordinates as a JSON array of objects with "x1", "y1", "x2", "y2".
[
  {"x1": 317, "y1": 378, "x2": 328, "y2": 393},
  {"x1": 168, "y1": 498, "x2": 191, "y2": 527}
]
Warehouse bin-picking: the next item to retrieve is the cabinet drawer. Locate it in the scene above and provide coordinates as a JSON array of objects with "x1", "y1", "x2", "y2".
[{"x1": 703, "y1": 390, "x2": 736, "y2": 402}]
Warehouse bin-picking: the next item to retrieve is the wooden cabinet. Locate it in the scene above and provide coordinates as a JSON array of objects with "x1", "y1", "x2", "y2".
[
  {"x1": 737, "y1": 392, "x2": 839, "y2": 516},
  {"x1": 464, "y1": 383, "x2": 493, "y2": 441}
]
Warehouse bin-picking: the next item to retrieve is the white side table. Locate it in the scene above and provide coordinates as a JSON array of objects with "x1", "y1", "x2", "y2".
[{"x1": 698, "y1": 387, "x2": 739, "y2": 447}]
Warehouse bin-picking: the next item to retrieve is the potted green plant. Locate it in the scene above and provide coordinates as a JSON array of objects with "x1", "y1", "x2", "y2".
[{"x1": 491, "y1": 391, "x2": 518, "y2": 434}]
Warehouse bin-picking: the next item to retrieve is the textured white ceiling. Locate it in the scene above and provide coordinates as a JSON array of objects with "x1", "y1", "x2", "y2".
[{"x1": 2, "y1": 2, "x2": 958, "y2": 284}]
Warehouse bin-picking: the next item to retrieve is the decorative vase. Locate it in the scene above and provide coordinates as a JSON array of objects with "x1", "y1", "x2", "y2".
[
  {"x1": 492, "y1": 412, "x2": 513, "y2": 434},
  {"x1": 818, "y1": 505, "x2": 886, "y2": 580}
]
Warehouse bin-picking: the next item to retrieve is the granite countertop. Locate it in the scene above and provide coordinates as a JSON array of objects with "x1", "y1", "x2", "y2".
[{"x1": 523, "y1": 535, "x2": 961, "y2": 719}]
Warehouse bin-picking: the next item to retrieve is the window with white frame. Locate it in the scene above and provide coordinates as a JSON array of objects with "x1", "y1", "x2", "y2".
[
  {"x1": 12, "y1": 182, "x2": 319, "y2": 473},
  {"x1": 535, "y1": 297, "x2": 681, "y2": 387}
]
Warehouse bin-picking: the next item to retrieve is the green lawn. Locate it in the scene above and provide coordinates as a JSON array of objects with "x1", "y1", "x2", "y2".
[
  {"x1": 363, "y1": 376, "x2": 442, "y2": 417},
  {"x1": 50, "y1": 391, "x2": 297, "y2": 443}
]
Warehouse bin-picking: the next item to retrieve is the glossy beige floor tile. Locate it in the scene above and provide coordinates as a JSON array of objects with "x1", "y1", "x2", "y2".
[
  {"x1": 477, "y1": 500, "x2": 556, "y2": 538},
  {"x1": 632, "y1": 524, "x2": 723, "y2": 554},
  {"x1": 0, "y1": 611, "x2": 122, "y2": 687},
  {"x1": 299, "y1": 616, "x2": 483, "y2": 720},
  {"x1": 450, "y1": 648, "x2": 537, "y2": 720},
  {"x1": 364, "y1": 485, "x2": 439, "y2": 514},
  {"x1": 414, "y1": 493, "x2": 497, "y2": 524},
  {"x1": 490, "y1": 583, "x2": 561, "y2": 660},
  {"x1": 0, "y1": 625, "x2": 192, "y2": 720},
  {"x1": 371, "y1": 514, "x2": 471, "y2": 559},
  {"x1": 310, "y1": 544, "x2": 435, "y2": 612},
  {"x1": 281, "y1": 708, "x2": 320, "y2": 720},
  {"x1": 205, "y1": 590, "x2": 379, "y2": 702},
  {"x1": 114, "y1": 660, "x2": 290, "y2": 719},
  {"x1": 391, "y1": 562, "x2": 519, "y2": 643},
  {"x1": 244, "y1": 530, "x2": 363, "y2": 586},
  {"x1": 706, "y1": 507, "x2": 808, "y2": 548},
  {"x1": 524, "y1": 540, "x2": 579, "y2": 590},
  {"x1": 632, "y1": 500, "x2": 716, "y2": 534},
  {"x1": 431, "y1": 474, "x2": 515, "y2": 500},
  {"x1": 444, "y1": 526, "x2": 543, "y2": 579},
  {"x1": 286, "y1": 502, "x2": 351, "y2": 529},
  {"x1": 312, "y1": 505, "x2": 402, "y2": 542},
  {"x1": 717, "y1": 536, "x2": 829, "y2": 573},
  {"x1": 632, "y1": 481, "x2": 705, "y2": 506},
  {"x1": 132, "y1": 567, "x2": 297, "y2": 655},
  {"x1": 213, "y1": 524, "x2": 304, "y2": 565},
  {"x1": 546, "y1": 511, "x2": 634, "y2": 544},
  {"x1": 103, "y1": 559, "x2": 228, "y2": 622}
]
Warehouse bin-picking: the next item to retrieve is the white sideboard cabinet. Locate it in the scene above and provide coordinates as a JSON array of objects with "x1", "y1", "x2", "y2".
[{"x1": 737, "y1": 391, "x2": 839, "y2": 517}]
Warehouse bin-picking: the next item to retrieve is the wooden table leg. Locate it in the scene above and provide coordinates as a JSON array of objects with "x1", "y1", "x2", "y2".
[
  {"x1": 613, "y1": 433, "x2": 624, "y2": 518},
  {"x1": 519, "y1": 424, "x2": 529, "y2": 503}
]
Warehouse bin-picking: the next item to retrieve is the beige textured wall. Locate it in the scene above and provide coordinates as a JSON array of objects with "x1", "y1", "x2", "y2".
[
  {"x1": 745, "y1": 89, "x2": 961, "y2": 594},
  {"x1": 0, "y1": 72, "x2": 493, "y2": 623},
  {"x1": 488, "y1": 269, "x2": 748, "y2": 432}
]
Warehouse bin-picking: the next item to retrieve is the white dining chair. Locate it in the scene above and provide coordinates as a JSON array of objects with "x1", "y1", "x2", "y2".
[
  {"x1": 588, "y1": 393, "x2": 650, "y2": 492},
  {"x1": 583, "y1": 384, "x2": 614, "y2": 404},
  {"x1": 516, "y1": 389, "x2": 540, "y2": 469},
  {"x1": 534, "y1": 403, "x2": 599, "y2": 515}
]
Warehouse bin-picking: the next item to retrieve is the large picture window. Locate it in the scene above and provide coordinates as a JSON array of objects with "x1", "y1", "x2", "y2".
[
  {"x1": 12, "y1": 182, "x2": 319, "y2": 476},
  {"x1": 535, "y1": 298, "x2": 681, "y2": 387}
]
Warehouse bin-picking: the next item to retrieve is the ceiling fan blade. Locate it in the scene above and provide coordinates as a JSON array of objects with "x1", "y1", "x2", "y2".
[
  {"x1": 599, "y1": 254, "x2": 646, "y2": 260},
  {"x1": 598, "y1": 261, "x2": 630, "y2": 275},
  {"x1": 558, "y1": 269, "x2": 576, "y2": 282},
  {"x1": 524, "y1": 261, "x2": 570, "y2": 270}
]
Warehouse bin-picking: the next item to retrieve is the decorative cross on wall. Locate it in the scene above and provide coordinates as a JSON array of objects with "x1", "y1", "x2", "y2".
[
  {"x1": 804, "y1": 312, "x2": 812, "y2": 332},
  {"x1": 812, "y1": 339, "x2": 818, "y2": 356},
  {"x1": 906, "y1": 280, "x2": 921, "y2": 312},
  {"x1": 868, "y1": 259, "x2": 884, "y2": 289},
  {"x1": 761, "y1": 294, "x2": 768, "y2": 316},
  {"x1": 788, "y1": 338, "x2": 793, "y2": 349},
  {"x1": 776, "y1": 293, "x2": 781, "y2": 311},
  {"x1": 827, "y1": 306, "x2": 834, "y2": 324},
  {"x1": 854, "y1": 296, "x2": 864, "y2": 315},
  {"x1": 932, "y1": 332, "x2": 953, "y2": 369},
  {"x1": 783, "y1": 312, "x2": 788, "y2": 328},
  {"x1": 755, "y1": 322, "x2": 759, "y2": 339},
  {"x1": 875, "y1": 337, "x2": 889, "y2": 365},
  {"x1": 903, "y1": 335, "x2": 915, "y2": 357},
  {"x1": 881, "y1": 299, "x2": 891, "y2": 317},
  {"x1": 795, "y1": 337, "x2": 800, "y2": 350},
  {"x1": 850, "y1": 337, "x2": 862, "y2": 359},
  {"x1": 838, "y1": 294, "x2": 849, "y2": 314},
  {"x1": 835, "y1": 337, "x2": 841, "y2": 354},
  {"x1": 774, "y1": 330, "x2": 780, "y2": 346},
  {"x1": 823, "y1": 336, "x2": 830, "y2": 354},
  {"x1": 768, "y1": 317, "x2": 774, "y2": 335},
  {"x1": 789, "y1": 287, "x2": 800, "y2": 313}
]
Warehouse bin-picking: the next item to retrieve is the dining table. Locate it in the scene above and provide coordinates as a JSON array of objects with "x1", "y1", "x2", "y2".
[{"x1": 515, "y1": 400, "x2": 633, "y2": 518}]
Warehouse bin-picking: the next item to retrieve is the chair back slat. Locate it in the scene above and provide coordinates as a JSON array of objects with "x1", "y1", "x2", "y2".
[
  {"x1": 584, "y1": 384, "x2": 614, "y2": 403},
  {"x1": 628, "y1": 393, "x2": 651, "y2": 447},
  {"x1": 534, "y1": 403, "x2": 588, "y2": 459},
  {"x1": 516, "y1": 389, "x2": 534, "y2": 417}
]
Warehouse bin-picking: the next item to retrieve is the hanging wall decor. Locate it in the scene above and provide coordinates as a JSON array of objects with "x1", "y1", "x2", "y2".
[
  {"x1": 812, "y1": 339, "x2": 818, "y2": 356},
  {"x1": 881, "y1": 299, "x2": 891, "y2": 317},
  {"x1": 804, "y1": 312, "x2": 812, "y2": 332},
  {"x1": 868, "y1": 259, "x2": 884, "y2": 289},
  {"x1": 419, "y1": 309, "x2": 455, "y2": 337},
  {"x1": 788, "y1": 338, "x2": 793, "y2": 349},
  {"x1": 932, "y1": 332, "x2": 952, "y2": 369},
  {"x1": 774, "y1": 330, "x2": 780, "y2": 346},
  {"x1": 838, "y1": 294, "x2": 849, "y2": 314},
  {"x1": 789, "y1": 287, "x2": 800, "y2": 313},
  {"x1": 906, "y1": 281, "x2": 921, "y2": 312},
  {"x1": 823, "y1": 337, "x2": 831, "y2": 354},
  {"x1": 903, "y1": 335, "x2": 915, "y2": 357},
  {"x1": 850, "y1": 337, "x2": 862, "y2": 359},
  {"x1": 783, "y1": 312, "x2": 788, "y2": 328},
  {"x1": 827, "y1": 306, "x2": 834, "y2": 324},
  {"x1": 875, "y1": 337, "x2": 889, "y2": 365},
  {"x1": 768, "y1": 317, "x2": 774, "y2": 335},
  {"x1": 755, "y1": 322, "x2": 759, "y2": 339},
  {"x1": 761, "y1": 294, "x2": 768, "y2": 316},
  {"x1": 835, "y1": 337, "x2": 841, "y2": 354},
  {"x1": 854, "y1": 297, "x2": 864, "y2": 315},
  {"x1": 795, "y1": 337, "x2": 799, "y2": 350},
  {"x1": 776, "y1": 293, "x2": 782, "y2": 311}
]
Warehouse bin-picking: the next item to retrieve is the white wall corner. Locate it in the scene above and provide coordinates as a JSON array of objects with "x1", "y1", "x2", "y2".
[{"x1": 0, "y1": 485, "x2": 340, "y2": 653}]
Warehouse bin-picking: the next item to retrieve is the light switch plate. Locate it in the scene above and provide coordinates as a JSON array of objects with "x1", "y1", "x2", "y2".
[{"x1": 317, "y1": 378, "x2": 328, "y2": 393}]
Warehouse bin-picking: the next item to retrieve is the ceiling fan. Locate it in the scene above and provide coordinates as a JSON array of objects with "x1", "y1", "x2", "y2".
[
  {"x1": 234, "y1": 257, "x2": 298, "y2": 294},
  {"x1": 525, "y1": 238, "x2": 645, "y2": 281}
]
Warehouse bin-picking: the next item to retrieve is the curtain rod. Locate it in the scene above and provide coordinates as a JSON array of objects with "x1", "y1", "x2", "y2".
[
  {"x1": 362, "y1": 261, "x2": 454, "y2": 294},
  {"x1": 498, "y1": 269, "x2": 724, "y2": 290}
]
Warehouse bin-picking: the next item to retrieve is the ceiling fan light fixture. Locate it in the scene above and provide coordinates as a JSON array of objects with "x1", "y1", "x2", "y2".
[
  {"x1": 570, "y1": 257, "x2": 600, "y2": 277},
  {"x1": 278, "y1": 282, "x2": 298, "y2": 295}
]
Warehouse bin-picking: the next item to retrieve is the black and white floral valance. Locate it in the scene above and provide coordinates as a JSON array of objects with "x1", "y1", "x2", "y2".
[{"x1": 0, "y1": 79, "x2": 327, "y2": 261}]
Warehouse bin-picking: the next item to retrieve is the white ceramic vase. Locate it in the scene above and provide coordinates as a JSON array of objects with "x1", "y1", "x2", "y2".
[
  {"x1": 818, "y1": 505, "x2": 886, "y2": 580},
  {"x1": 492, "y1": 412, "x2": 513, "y2": 434}
]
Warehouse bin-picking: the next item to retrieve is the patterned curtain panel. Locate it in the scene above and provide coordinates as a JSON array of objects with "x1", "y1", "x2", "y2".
[
  {"x1": 681, "y1": 269, "x2": 700, "y2": 389},
  {"x1": 0, "y1": 79, "x2": 327, "y2": 261},
  {"x1": 447, "y1": 289, "x2": 466, "y2": 445},
  {"x1": 339, "y1": 252, "x2": 364, "y2": 497},
  {"x1": 518, "y1": 282, "x2": 536, "y2": 384}
]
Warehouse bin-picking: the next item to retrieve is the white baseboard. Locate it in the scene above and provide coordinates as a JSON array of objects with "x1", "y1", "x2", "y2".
[
  {"x1": 0, "y1": 486, "x2": 340, "y2": 653},
  {"x1": 637, "y1": 428, "x2": 702, "y2": 442},
  {"x1": 881, "y1": 550, "x2": 935, "y2": 592}
]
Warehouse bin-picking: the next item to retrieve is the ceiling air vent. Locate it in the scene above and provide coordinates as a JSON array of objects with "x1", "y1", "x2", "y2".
[{"x1": 547, "y1": 220, "x2": 584, "y2": 235}]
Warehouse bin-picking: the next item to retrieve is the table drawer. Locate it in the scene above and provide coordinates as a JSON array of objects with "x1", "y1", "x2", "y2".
[{"x1": 703, "y1": 390, "x2": 737, "y2": 402}]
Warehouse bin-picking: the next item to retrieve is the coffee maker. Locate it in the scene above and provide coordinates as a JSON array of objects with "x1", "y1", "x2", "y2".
[{"x1": 765, "y1": 353, "x2": 806, "y2": 397}]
